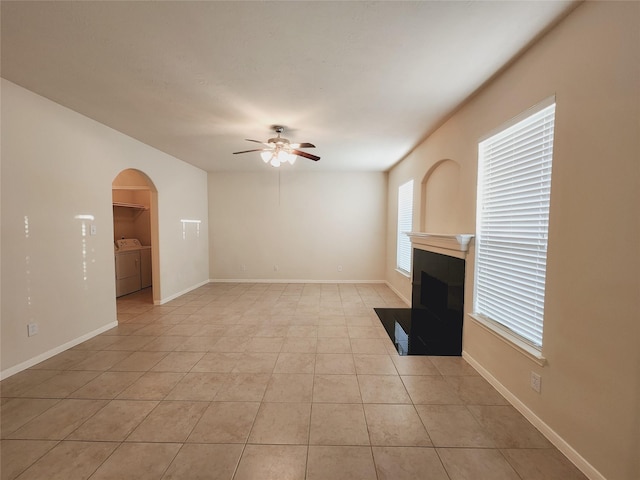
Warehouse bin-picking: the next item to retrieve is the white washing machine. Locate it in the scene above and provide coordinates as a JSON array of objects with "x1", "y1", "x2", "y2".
[{"x1": 115, "y1": 239, "x2": 152, "y2": 297}]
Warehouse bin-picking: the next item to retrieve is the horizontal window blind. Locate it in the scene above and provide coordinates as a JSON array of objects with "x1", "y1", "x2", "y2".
[
  {"x1": 475, "y1": 102, "x2": 555, "y2": 349},
  {"x1": 397, "y1": 179, "x2": 414, "y2": 274}
]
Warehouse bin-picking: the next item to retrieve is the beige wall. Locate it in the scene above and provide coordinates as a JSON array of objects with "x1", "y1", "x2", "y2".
[
  {"x1": 1, "y1": 79, "x2": 210, "y2": 377},
  {"x1": 209, "y1": 171, "x2": 387, "y2": 282},
  {"x1": 386, "y1": 2, "x2": 639, "y2": 479}
]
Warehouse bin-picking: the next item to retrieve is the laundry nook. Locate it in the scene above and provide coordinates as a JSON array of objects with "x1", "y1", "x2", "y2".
[
  {"x1": 112, "y1": 169, "x2": 154, "y2": 297},
  {"x1": 114, "y1": 238, "x2": 151, "y2": 297}
]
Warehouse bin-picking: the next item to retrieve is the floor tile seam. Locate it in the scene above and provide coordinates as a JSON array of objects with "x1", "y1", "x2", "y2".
[
  {"x1": 399, "y1": 401, "x2": 439, "y2": 448},
  {"x1": 4, "y1": 382, "x2": 88, "y2": 400},
  {"x1": 355, "y1": 370, "x2": 402, "y2": 377},
  {"x1": 111, "y1": 370, "x2": 187, "y2": 403},
  {"x1": 425, "y1": 447, "x2": 456, "y2": 480},
  {"x1": 76, "y1": 397, "x2": 163, "y2": 440},
  {"x1": 303, "y1": 397, "x2": 315, "y2": 454},
  {"x1": 109, "y1": 440, "x2": 180, "y2": 480},
  {"x1": 5, "y1": 438, "x2": 62, "y2": 480},
  {"x1": 425, "y1": 437, "x2": 503, "y2": 450},
  {"x1": 440, "y1": 372, "x2": 483, "y2": 378},
  {"x1": 499, "y1": 446, "x2": 559, "y2": 451},
  {"x1": 2, "y1": 398, "x2": 84, "y2": 440},
  {"x1": 392, "y1": 371, "x2": 443, "y2": 377},
  {"x1": 456, "y1": 399, "x2": 513, "y2": 407},
  {"x1": 370, "y1": 445, "x2": 441, "y2": 451},
  {"x1": 221, "y1": 440, "x2": 247, "y2": 480},
  {"x1": 359, "y1": 399, "x2": 378, "y2": 455},
  {"x1": 399, "y1": 373, "x2": 446, "y2": 384},
  {"x1": 153, "y1": 398, "x2": 214, "y2": 405},
  {"x1": 245, "y1": 440, "x2": 378, "y2": 448},
  {"x1": 351, "y1": 395, "x2": 420, "y2": 405},
  {"x1": 0, "y1": 397, "x2": 65, "y2": 437},
  {"x1": 439, "y1": 446, "x2": 525, "y2": 479},
  {"x1": 128, "y1": 399, "x2": 212, "y2": 446},
  {"x1": 62, "y1": 386, "x2": 145, "y2": 401},
  {"x1": 109, "y1": 351, "x2": 171, "y2": 373},
  {"x1": 235, "y1": 397, "x2": 265, "y2": 446},
  {"x1": 43, "y1": 438, "x2": 122, "y2": 445},
  {"x1": 442, "y1": 404, "x2": 548, "y2": 450}
]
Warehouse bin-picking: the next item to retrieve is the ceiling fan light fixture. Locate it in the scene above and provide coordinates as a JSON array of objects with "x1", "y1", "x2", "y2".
[
  {"x1": 261, "y1": 151, "x2": 272, "y2": 163},
  {"x1": 260, "y1": 149, "x2": 296, "y2": 167},
  {"x1": 281, "y1": 151, "x2": 297, "y2": 165}
]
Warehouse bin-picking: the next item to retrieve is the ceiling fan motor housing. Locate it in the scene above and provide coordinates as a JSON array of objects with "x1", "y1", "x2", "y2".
[{"x1": 268, "y1": 126, "x2": 289, "y2": 147}]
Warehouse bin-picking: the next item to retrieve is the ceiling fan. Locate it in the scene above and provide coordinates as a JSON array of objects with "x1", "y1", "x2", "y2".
[{"x1": 233, "y1": 126, "x2": 320, "y2": 167}]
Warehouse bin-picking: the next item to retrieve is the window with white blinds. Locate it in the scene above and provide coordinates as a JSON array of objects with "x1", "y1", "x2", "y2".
[
  {"x1": 396, "y1": 179, "x2": 414, "y2": 274},
  {"x1": 474, "y1": 99, "x2": 556, "y2": 350}
]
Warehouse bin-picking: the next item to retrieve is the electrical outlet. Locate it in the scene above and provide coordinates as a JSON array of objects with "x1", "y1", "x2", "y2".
[
  {"x1": 27, "y1": 323, "x2": 38, "y2": 337},
  {"x1": 530, "y1": 371, "x2": 542, "y2": 393},
  {"x1": 90, "y1": 224, "x2": 97, "y2": 236},
  {"x1": 337, "y1": 265, "x2": 343, "y2": 272},
  {"x1": 274, "y1": 265, "x2": 279, "y2": 271}
]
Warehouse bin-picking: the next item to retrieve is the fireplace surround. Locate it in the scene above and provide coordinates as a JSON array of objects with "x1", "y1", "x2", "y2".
[{"x1": 376, "y1": 233, "x2": 473, "y2": 356}]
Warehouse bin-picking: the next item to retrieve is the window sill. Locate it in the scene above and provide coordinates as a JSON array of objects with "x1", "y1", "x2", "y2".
[
  {"x1": 395, "y1": 268, "x2": 411, "y2": 278},
  {"x1": 467, "y1": 313, "x2": 547, "y2": 366}
]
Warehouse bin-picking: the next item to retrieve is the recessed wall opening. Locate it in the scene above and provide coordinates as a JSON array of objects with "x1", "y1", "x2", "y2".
[
  {"x1": 421, "y1": 159, "x2": 461, "y2": 232},
  {"x1": 112, "y1": 169, "x2": 160, "y2": 305}
]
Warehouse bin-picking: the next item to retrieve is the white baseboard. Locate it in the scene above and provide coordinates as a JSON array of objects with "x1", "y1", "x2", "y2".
[
  {"x1": 208, "y1": 279, "x2": 410, "y2": 305},
  {"x1": 156, "y1": 279, "x2": 210, "y2": 305},
  {"x1": 462, "y1": 351, "x2": 606, "y2": 480},
  {"x1": 209, "y1": 278, "x2": 386, "y2": 284},
  {"x1": 0, "y1": 321, "x2": 118, "y2": 380},
  {"x1": 384, "y1": 281, "x2": 411, "y2": 306}
]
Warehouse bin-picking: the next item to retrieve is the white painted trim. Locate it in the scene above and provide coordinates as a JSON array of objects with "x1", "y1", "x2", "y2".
[
  {"x1": 467, "y1": 313, "x2": 547, "y2": 366},
  {"x1": 209, "y1": 278, "x2": 386, "y2": 285},
  {"x1": 157, "y1": 279, "x2": 210, "y2": 305},
  {"x1": 394, "y1": 268, "x2": 411, "y2": 278},
  {"x1": 384, "y1": 281, "x2": 411, "y2": 306},
  {"x1": 462, "y1": 351, "x2": 606, "y2": 480},
  {"x1": 408, "y1": 232, "x2": 474, "y2": 258},
  {"x1": 0, "y1": 321, "x2": 118, "y2": 380}
]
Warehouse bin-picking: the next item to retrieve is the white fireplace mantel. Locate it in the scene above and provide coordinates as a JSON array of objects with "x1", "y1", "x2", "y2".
[{"x1": 407, "y1": 232, "x2": 474, "y2": 258}]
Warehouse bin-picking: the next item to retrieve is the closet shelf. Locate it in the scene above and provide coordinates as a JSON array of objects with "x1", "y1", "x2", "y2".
[{"x1": 112, "y1": 202, "x2": 148, "y2": 211}]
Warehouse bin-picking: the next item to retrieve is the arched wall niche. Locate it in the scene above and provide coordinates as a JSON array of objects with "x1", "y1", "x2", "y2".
[
  {"x1": 112, "y1": 169, "x2": 158, "y2": 190},
  {"x1": 112, "y1": 168, "x2": 161, "y2": 305},
  {"x1": 420, "y1": 159, "x2": 462, "y2": 233}
]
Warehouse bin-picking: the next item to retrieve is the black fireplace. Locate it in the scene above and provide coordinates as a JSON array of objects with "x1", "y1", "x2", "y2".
[{"x1": 376, "y1": 248, "x2": 465, "y2": 356}]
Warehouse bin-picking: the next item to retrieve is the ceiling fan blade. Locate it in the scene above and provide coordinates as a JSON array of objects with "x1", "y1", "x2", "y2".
[
  {"x1": 233, "y1": 148, "x2": 271, "y2": 155},
  {"x1": 245, "y1": 139, "x2": 273, "y2": 146},
  {"x1": 289, "y1": 142, "x2": 315, "y2": 149},
  {"x1": 291, "y1": 149, "x2": 320, "y2": 161}
]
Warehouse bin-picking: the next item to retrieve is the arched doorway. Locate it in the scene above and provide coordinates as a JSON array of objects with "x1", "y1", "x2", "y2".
[{"x1": 112, "y1": 169, "x2": 160, "y2": 305}]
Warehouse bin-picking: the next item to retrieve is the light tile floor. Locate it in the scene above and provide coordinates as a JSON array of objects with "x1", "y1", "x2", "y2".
[{"x1": 1, "y1": 283, "x2": 587, "y2": 480}]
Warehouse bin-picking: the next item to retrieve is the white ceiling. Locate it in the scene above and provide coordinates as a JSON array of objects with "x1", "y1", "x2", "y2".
[{"x1": 1, "y1": 1, "x2": 577, "y2": 172}]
